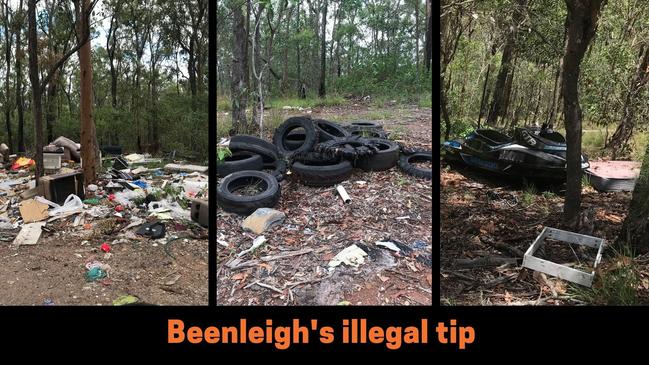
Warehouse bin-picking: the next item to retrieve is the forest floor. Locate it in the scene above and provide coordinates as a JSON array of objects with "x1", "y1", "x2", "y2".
[
  {"x1": 440, "y1": 163, "x2": 649, "y2": 306},
  {"x1": 216, "y1": 101, "x2": 433, "y2": 305},
  {"x1": 0, "y1": 163, "x2": 208, "y2": 306}
]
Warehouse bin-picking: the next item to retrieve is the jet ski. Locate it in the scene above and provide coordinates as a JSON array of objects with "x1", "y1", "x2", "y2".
[{"x1": 442, "y1": 124, "x2": 588, "y2": 181}]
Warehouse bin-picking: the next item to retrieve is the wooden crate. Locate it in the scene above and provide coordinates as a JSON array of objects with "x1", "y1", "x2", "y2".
[{"x1": 522, "y1": 227, "x2": 605, "y2": 287}]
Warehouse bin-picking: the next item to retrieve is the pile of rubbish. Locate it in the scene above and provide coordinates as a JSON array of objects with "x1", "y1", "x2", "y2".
[
  {"x1": 0, "y1": 136, "x2": 208, "y2": 299},
  {"x1": 216, "y1": 117, "x2": 433, "y2": 215},
  {"x1": 442, "y1": 124, "x2": 589, "y2": 181}
]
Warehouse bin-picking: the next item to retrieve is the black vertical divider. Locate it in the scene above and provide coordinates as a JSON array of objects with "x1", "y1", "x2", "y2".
[{"x1": 209, "y1": 0, "x2": 218, "y2": 307}]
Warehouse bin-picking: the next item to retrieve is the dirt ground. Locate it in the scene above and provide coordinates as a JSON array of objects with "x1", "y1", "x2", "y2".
[
  {"x1": 439, "y1": 163, "x2": 649, "y2": 306},
  {"x1": 217, "y1": 102, "x2": 433, "y2": 305},
  {"x1": 0, "y1": 229, "x2": 208, "y2": 305},
  {"x1": 0, "y1": 166, "x2": 208, "y2": 306}
]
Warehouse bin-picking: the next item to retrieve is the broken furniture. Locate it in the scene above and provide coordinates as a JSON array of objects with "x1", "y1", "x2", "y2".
[
  {"x1": 522, "y1": 227, "x2": 605, "y2": 287},
  {"x1": 38, "y1": 171, "x2": 85, "y2": 205}
]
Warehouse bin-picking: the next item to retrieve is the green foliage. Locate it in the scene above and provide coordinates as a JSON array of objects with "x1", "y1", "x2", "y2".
[
  {"x1": 418, "y1": 92, "x2": 432, "y2": 108},
  {"x1": 441, "y1": 0, "x2": 649, "y2": 159},
  {"x1": 217, "y1": 97, "x2": 232, "y2": 111},
  {"x1": 268, "y1": 95, "x2": 346, "y2": 109},
  {"x1": 217, "y1": 0, "x2": 431, "y2": 106},
  {"x1": 541, "y1": 190, "x2": 557, "y2": 200},
  {"x1": 571, "y1": 247, "x2": 639, "y2": 306},
  {"x1": 334, "y1": 64, "x2": 432, "y2": 97},
  {"x1": 217, "y1": 146, "x2": 231, "y2": 162},
  {"x1": 162, "y1": 183, "x2": 187, "y2": 208},
  {"x1": 582, "y1": 174, "x2": 592, "y2": 188},
  {"x1": 388, "y1": 126, "x2": 406, "y2": 140},
  {"x1": 520, "y1": 181, "x2": 538, "y2": 207},
  {"x1": 440, "y1": 118, "x2": 475, "y2": 141},
  {"x1": 0, "y1": 1, "x2": 208, "y2": 161}
]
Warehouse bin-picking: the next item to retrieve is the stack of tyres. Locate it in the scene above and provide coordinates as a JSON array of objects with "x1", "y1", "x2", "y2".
[
  {"x1": 217, "y1": 117, "x2": 433, "y2": 216},
  {"x1": 217, "y1": 135, "x2": 285, "y2": 215}
]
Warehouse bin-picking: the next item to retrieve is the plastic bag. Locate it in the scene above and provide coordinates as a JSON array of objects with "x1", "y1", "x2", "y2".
[
  {"x1": 147, "y1": 200, "x2": 190, "y2": 220},
  {"x1": 112, "y1": 189, "x2": 146, "y2": 207},
  {"x1": 48, "y1": 194, "x2": 83, "y2": 216},
  {"x1": 183, "y1": 180, "x2": 208, "y2": 198}
]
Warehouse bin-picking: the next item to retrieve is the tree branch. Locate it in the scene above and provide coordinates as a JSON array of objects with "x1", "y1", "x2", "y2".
[{"x1": 40, "y1": 0, "x2": 96, "y2": 92}]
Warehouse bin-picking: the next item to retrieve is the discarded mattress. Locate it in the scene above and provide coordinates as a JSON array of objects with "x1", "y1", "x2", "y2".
[{"x1": 585, "y1": 160, "x2": 641, "y2": 192}]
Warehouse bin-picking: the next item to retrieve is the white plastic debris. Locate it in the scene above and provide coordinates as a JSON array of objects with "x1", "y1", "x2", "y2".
[
  {"x1": 328, "y1": 244, "x2": 368, "y2": 268},
  {"x1": 336, "y1": 184, "x2": 351, "y2": 204},
  {"x1": 218, "y1": 137, "x2": 230, "y2": 147},
  {"x1": 86, "y1": 184, "x2": 98, "y2": 192},
  {"x1": 12, "y1": 222, "x2": 46, "y2": 247},
  {"x1": 217, "y1": 233, "x2": 229, "y2": 247},
  {"x1": 0, "y1": 217, "x2": 14, "y2": 230},
  {"x1": 238, "y1": 236, "x2": 267, "y2": 257},
  {"x1": 376, "y1": 241, "x2": 401, "y2": 252},
  {"x1": 183, "y1": 180, "x2": 208, "y2": 197},
  {"x1": 131, "y1": 167, "x2": 149, "y2": 175},
  {"x1": 147, "y1": 200, "x2": 190, "y2": 220},
  {"x1": 37, "y1": 194, "x2": 84, "y2": 217},
  {"x1": 124, "y1": 153, "x2": 146, "y2": 163},
  {"x1": 87, "y1": 206, "x2": 110, "y2": 218},
  {"x1": 112, "y1": 189, "x2": 146, "y2": 207},
  {"x1": 122, "y1": 217, "x2": 145, "y2": 231}
]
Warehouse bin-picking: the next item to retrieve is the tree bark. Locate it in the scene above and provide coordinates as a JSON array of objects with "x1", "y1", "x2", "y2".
[
  {"x1": 27, "y1": 0, "x2": 43, "y2": 179},
  {"x1": 251, "y1": 2, "x2": 264, "y2": 126},
  {"x1": 486, "y1": 0, "x2": 528, "y2": 126},
  {"x1": 45, "y1": 75, "x2": 58, "y2": 143},
  {"x1": 547, "y1": 23, "x2": 568, "y2": 127},
  {"x1": 281, "y1": 4, "x2": 291, "y2": 95},
  {"x1": 244, "y1": 0, "x2": 251, "y2": 101},
  {"x1": 296, "y1": 0, "x2": 302, "y2": 93},
  {"x1": 15, "y1": 0, "x2": 25, "y2": 153},
  {"x1": 3, "y1": 0, "x2": 12, "y2": 153},
  {"x1": 230, "y1": 1, "x2": 248, "y2": 133},
  {"x1": 619, "y1": 142, "x2": 649, "y2": 252},
  {"x1": 415, "y1": 0, "x2": 420, "y2": 75},
  {"x1": 561, "y1": 0, "x2": 605, "y2": 228},
  {"x1": 424, "y1": 0, "x2": 432, "y2": 73},
  {"x1": 478, "y1": 43, "x2": 496, "y2": 128},
  {"x1": 106, "y1": 5, "x2": 121, "y2": 109},
  {"x1": 318, "y1": 0, "x2": 328, "y2": 97},
  {"x1": 148, "y1": 31, "x2": 161, "y2": 154},
  {"x1": 607, "y1": 43, "x2": 649, "y2": 158},
  {"x1": 78, "y1": 0, "x2": 97, "y2": 184},
  {"x1": 129, "y1": 7, "x2": 148, "y2": 153},
  {"x1": 531, "y1": 83, "x2": 543, "y2": 126}
]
